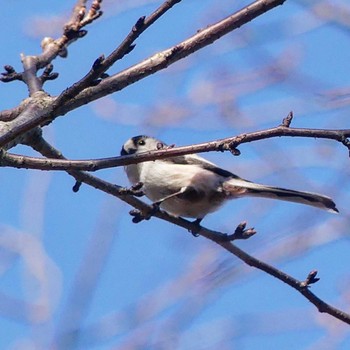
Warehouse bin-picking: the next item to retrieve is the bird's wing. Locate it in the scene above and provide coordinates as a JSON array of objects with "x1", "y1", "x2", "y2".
[{"x1": 165, "y1": 154, "x2": 243, "y2": 179}]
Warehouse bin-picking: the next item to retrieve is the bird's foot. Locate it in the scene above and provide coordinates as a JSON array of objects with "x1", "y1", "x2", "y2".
[
  {"x1": 189, "y1": 218, "x2": 202, "y2": 237},
  {"x1": 129, "y1": 201, "x2": 160, "y2": 223},
  {"x1": 121, "y1": 182, "x2": 145, "y2": 197},
  {"x1": 149, "y1": 201, "x2": 161, "y2": 217}
]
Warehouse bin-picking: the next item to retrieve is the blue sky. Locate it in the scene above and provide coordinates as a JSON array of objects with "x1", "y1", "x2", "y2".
[{"x1": 0, "y1": 1, "x2": 350, "y2": 349}]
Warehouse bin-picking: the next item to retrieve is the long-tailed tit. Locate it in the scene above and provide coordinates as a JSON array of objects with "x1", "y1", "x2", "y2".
[{"x1": 121, "y1": 135, "x2": 338, "y2": 223}]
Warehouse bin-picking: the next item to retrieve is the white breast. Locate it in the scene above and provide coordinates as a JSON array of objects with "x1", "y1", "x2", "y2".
[{"x1": 139, "y1": 160, "x2": 227, "y2": 218}]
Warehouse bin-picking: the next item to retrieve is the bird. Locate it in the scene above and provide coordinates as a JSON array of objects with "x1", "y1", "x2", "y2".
[{"x1": 121, "y1": 135, "x2": 338, "y2": 224}]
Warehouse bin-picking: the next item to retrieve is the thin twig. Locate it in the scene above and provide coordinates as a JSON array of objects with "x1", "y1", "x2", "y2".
[
  {"x1": 2, "y1": 124, "x2": 350, "y2": 171},
  {"x1": 56, "y1": 0, "x2": 287, "y2": 115},
  {"x1": 217, "y1": 241, "x2": 350, "y2": 324},
  {"x1": 1, "y1": 0, "x2": 103, "y2": 96},
  {"x1": 52, "y1": 0, "x2": 183, "y2": 107},
  {"x1": 0, "y1": 65, "x2": 23, "y2": 83},
  {"x1": 0, "y1": 0, "x2": 287, "y2": 149},
  {"x1": 37, "y1": 0, "x2": 103, "y2": 69}
]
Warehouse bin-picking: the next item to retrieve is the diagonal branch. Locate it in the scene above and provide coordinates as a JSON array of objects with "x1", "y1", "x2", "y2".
[
  {"x1": 0, "y1": 105, "x2": 26, "y2": 122},
  {"x1": 1, "y1": 0, "x2": 103, "y2": 96},
  {"x1": 25, "y1": 134, "x2": 231, "y2": 241},
  {"x1": 53, "y1": 0, "x2": 183, "y2": 106},
  {"x1": 0, "y1": 0, "x2": 287, "y2": 150},
  {"x1": 22, "y1": 135, "x2": 350, "y2": 326},
  {"x1": 2, "y1": 122, "x2": 350, "y2": 171},
  {"x1": 0, "y1": 92, "x2": 54, "y2": 149},
  {"x1": 36, "y1": 0, "x2": 103, "y2": 70},
  {"x1": 55, "y1": 0, "x2": 287, "y2": 114},
  {"x1": 218, "y1": 240, "x2": 350, "y2": 324}
]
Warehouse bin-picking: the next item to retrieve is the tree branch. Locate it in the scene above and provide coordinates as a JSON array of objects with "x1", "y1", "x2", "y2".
[
  {"x1": 217, "y1": 241, "x2": 350, "y2": 324},
  {"x1": 2, "y1": 121, "x2": 350, "y2": 171},
  {"x1": 0, "y1": 105, "x2": 26, "y2": 122},
  {"x1": 0, "y1": 92, "x2": 54, "y2": 149},
  {"x1": 20, "y1": 135, "x2": 350, "y2": 326},
  {"x1": 55, "y1": 0, "x2": 287, "y2": 115},
  {"x1": 36, "y1": 0, "x2": 103, "y2": 70},
  {"x1": 1, "y1": 0, "x2": 348, "y2": 338},
  {"x1": 0, "y1": 0, "x2": 287, "y2": 150},
  {"x1": 1, "y1": 0, "x2": 103, "y2": 96},
  {"x1": 0, "y1": 65, "x2": 23, "y2": 83},
  {"x1": 52, "y1": 0, "x2": 183, "y2": 107}
]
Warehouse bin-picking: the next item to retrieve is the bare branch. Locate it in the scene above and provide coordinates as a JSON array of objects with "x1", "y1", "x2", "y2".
[
  {"x1": 300, "y1": 270, "x2": 320, "y2": 288},
  {"x1": 52, "y1": 0, "x2": 183, "y2": 107},
  {"x1": 0, "y1": 92, "x2": 54, "y2": 149},
  {"x1": 56, "y1": 0, "x2": 287, "y2": 114},
  {"x1": 226, "y1": 221, "x2": 257, "y2": 240},
  {"x1": 20, "y1": 135, "x2": 350, "y2": 326},
  {"x1": 280, "y1": 110, "x2": 293, "y2": 127},
  {"x1": 0, "y1": 65, "x2": 23, "y2": 83},
  {"x1": 217, "y1": 240, "x2": 350, "y2": 325},
  {"x1": 38, "y1": 64, "x2": 59, "y2": 84},
  {"x1": 1, "y1": 0, "x2": 103, "y2": 96},
  {"x1": 20, "y1": 55, "x2": 44, "y2": 95},
  {"x1": 0, "y1": 0, "x2": 286, "y2": 149},
  {"x1": 1, "y1": 0, "x2": 348, "y2": 332},
  {"x1": 0, "y1": 106, "x2": 24, "y2": 122},
  {"x1": 37, "y1": 0, "x2": 103, "y2": 70},
  {"x1": 24, "y1": 134, "x2": 231, "y2": 241},
  {"x1": 2, "y1": 122, "x2": 350, "y2": 170}
]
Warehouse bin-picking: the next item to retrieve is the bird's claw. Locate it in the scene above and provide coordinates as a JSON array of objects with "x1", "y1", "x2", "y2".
[
  {"x1": 129, "y1": 202, "x2": 160, "y2": 223},
  {"x1": 189, "y1": 218, "x2": 202, "y2": 237},
  {"x1": 122, "y1": 182, "x2": 145, "y2": 197}
]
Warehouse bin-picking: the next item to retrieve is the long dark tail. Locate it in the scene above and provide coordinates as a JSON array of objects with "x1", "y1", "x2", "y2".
[{"x1": 224, "y1": 178, "x2": 338, "y2": 213}]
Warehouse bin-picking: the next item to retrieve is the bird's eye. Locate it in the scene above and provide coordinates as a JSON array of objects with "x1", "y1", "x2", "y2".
[{"x1": 138, "y1": 139, "x2": 146, "y2": 146}]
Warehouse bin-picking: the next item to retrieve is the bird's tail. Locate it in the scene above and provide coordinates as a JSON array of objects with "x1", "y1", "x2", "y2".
[{"x1": 223, "y1": 178, "x2": 338, "y2": 213}]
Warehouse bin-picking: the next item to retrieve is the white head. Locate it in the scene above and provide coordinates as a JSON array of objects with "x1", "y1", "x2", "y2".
[
  {"x1": 120, "y1": 135, "x2": 166, "y2": 156},
  {"x1": 121, "y1": 135, "x2": 167, "y2": 185}
]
